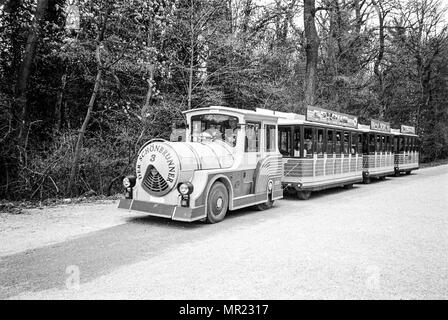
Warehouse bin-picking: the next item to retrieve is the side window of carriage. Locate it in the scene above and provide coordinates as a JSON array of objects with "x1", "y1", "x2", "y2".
[
  {"x1": 343, "y1": 131, "x2": 350, "y2": 154},
  {"x1": 316, "y1": 128, "x2": 324, "y2": 156},
  {"x1": 304, "y1": 127, "x2": 313, "y2": 157},
  {"x1": 335, "y1": 131, "x2": 342, "y2": 154},
  {"x1": 327, "y1": 129, "x2": 334, "y2": 154},
  {"x1": 376, "y1": 134, "x2": 381, "y2": 152},
  {"x1": 386, "y1": 135, "x2": 391, "y2": 152},
  {"x1": 245, "y1": 122, "x2": 260, "y2": 152},
  {"x1": 369, "y1": 134, "x2": 375, "y2": 154},
  {"x1": 351, "y1": 132, "x2": 358, "y2": 154},
  {"x1": 278, "y1": 127, "x2": 292, "y2": 156},
  {"x1": 265, "y1": 124, "x2": 276, "y2": 152}
]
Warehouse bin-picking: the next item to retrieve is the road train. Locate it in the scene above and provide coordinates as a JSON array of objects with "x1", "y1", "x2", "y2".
[{"x1": 119, "y1": 106, "x2": 419, "y2": 223}]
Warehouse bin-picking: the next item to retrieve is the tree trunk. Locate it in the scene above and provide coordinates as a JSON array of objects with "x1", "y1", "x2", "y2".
[
  {"x1": 353, "y1": 0, "x2": 362, "y2": 34},
  {"x1": 373, "y1": 1, "x2": 386, "y2": 119},
  {"x1": 303, "y1": 0, "x2": 319, "y2": 106},
  {"x1": 67, "y1": 51, "x2": 102, "y2": 195},
  {"x1": 187, "y1": 0, "x2": 195, "y2": 109},
  {"x1": 54, "y1": 72, "x2": 67, "y2": 132},
  {"x1": 67, "y1": 9, "x2": 109, "y2": 195},
  {"x1": 15, "y1": 0, "x2": 49, "y2": 141},
  {"x1": 241, "y1": 0, "x2": 252, "y2": 33}
]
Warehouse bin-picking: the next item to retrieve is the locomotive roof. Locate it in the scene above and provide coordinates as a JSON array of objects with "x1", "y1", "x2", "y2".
[{"x1": 183, "y1": 106, "x2": 281, "y2": 122}]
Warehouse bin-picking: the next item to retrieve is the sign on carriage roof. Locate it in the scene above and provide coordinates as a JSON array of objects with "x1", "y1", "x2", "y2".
[
  {"x1": 370, "y1": 119, "x2": 391, "y2": 132},
  {"x1": 401, "y1": 125, "x2": 416, "y2": 134},
  {"x1": 306, "y1": 106, "x2": 358, "y2": 128}
]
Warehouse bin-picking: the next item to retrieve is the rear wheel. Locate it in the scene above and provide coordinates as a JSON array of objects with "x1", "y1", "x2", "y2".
[
  {"x1": 206, "y1": 182, "x2": 228, "y2": 224},
  {"x1": 297, "y1": 190, "x2": 311, "y2": 200}
]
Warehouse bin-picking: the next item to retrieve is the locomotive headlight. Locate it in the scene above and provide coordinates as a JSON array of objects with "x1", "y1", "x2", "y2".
[
  {"x1": 123, "y1": 175, "x2": 136, "y2": 188},
  {"x1": 178, "y1": 182, "x2": 194, "y2": 195}
]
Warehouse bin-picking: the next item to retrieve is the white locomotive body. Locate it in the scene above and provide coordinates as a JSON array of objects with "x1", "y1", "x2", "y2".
[{"x1": 118, "y1": 106, "x2": 283, "y2": 223}]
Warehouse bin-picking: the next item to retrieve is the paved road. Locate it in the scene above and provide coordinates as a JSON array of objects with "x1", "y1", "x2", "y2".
[{"x1": 1, "y1": 165, "x2": 447, "y2": 299}]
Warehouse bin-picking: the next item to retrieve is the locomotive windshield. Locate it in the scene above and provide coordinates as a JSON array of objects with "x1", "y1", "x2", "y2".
[{"x1": 191, "y1": 114, "x2": 240, "y2": 147}]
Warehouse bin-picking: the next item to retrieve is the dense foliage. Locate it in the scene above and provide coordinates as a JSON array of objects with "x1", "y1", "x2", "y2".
[{"x1": 1, "y1": 0, "x2": 447, "y2": 200}]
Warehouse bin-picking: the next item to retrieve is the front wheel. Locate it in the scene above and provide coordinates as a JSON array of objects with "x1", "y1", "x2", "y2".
[
  {"x1": 206, "y1": 182, "x2": 229, "y2": 223},
  {"x1": 256, "y1": 194, "x2": 274, "y2": 211},
  {"x1": 297, "y1": 190, "x2": 312, "y2": 200}
]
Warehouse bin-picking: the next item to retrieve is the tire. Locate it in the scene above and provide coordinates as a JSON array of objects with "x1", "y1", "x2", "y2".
[
  {"x1": 405, "y1": 171, "x2": 411, "y2": 175},
  {"x1": 206, "y1": 182, "x2": 229, "y2": 223},
  {"x1": 297, "y1": 190, "x2": 311, "y2": 200},
  {"x1": 256, "y1": 194, "x2": 274, "y2": 211}
]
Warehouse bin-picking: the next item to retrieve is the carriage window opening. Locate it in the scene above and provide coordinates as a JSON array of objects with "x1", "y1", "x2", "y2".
[
  {"x1": 343, "y1": 131, "x2": 349, "y2": 154},
  {"x1": 358, "y1": 134, "x2": 363, "y2": 155},
  {"x1": 381, "y1": 136, "x2": 386, "y2": 152},
  {"x1": 293, "y1": 128, "x2": 301, "y2": 157},
  {"x1": 393, "y1": 137, "x2": 398, "y2": 153},
  {"x1": 399, "y1": 137, "x2": 405, "y2": 152},
  {"x1": 386, "y1": 136, "x2": 391, "y2": 152},
  {"x1": 376, "y1": 134, "x2": 381, "y2": 152},
  {"x1": 369, "y1": 134, "x2": 375, "y2": 153},
  {"x1": 335, "y1": 131, "x2": 342, "y2": 154},
  {"x1": 362, "y1": 133, "x2": 368, "y2": 154},
  {"x1": 351, "y1": 133, "x2": 357, "y2": 154},
  {"x1": 327, "y1": 130, "x2": 334, "y2": 154},
  {"x1": 412, "y1": 138, "x2": 416, "y2": 152},
  {"x1": 317, "y1": 129, "x2": 324, "y2": 155},
  {"x1": 304, "y1": 127, "x2": 313, "y2": 157},
  {"x1": 245, "y1": 122, "x2": 260, "y2": 152},
  {"x1": 191, "y1": 114, "x2": 239, "y2": 147},
  {"x1": 279, "y1": 127, "x2": 291, "y2": 156},
  {"x1": 265, "y1": 125, "x2": 276, "y2": 152}
]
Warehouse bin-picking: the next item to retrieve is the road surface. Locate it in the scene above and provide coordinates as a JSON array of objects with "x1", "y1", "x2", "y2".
[{"x1": 1, "y1": 165, "x2": 447, "y2": 299}]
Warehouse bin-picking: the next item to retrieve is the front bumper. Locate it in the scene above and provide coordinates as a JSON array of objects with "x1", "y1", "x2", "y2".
[{"x1": 118, "y1": 199, "x2": 206, "y2": 222}]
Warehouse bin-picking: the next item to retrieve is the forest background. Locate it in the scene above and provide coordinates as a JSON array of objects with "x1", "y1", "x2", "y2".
[{"x1": 1, "y1": 0, "x2": 447, "y2": 200}]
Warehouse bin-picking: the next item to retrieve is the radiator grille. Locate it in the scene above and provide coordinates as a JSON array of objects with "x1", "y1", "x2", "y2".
[{"x1": 142, "y1": 165, "x2": 169, "y2": 195}]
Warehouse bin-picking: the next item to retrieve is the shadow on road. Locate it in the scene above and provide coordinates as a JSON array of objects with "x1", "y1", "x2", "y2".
[{"x1": 0, "y1": 175, "x2": 398, "y2": 299}]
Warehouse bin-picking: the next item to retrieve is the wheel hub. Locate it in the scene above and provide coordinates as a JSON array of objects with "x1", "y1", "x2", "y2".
[{"x1": 216, "y1": 197, "x2": 223, "y2": 210}]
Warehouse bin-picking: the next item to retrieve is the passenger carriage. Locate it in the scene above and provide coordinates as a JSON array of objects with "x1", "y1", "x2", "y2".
[
  {"x1": 392, "y1": 125, "x2": 420, "y2": 175},
  {"x1": 359, "y1": 120, "x2": 395, "y2": 183},
  {"x1": 119, "y1": 106, "x2": 284, "y2": 223},
  {"x1": 258, "y1": 106, "x2": 364, "y2": 200}
]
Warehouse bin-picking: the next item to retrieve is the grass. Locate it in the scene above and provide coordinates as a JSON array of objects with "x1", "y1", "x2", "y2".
[{"x1": 420, "y1": 158, "x2": 448, "y2": 168}]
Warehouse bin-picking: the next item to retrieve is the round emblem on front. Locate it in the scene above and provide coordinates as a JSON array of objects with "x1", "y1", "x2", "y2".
[{"x1": 136, "y1": 142, "x2": 180, "y2": 196}]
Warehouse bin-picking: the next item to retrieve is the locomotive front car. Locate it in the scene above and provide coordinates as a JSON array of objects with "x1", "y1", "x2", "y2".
[
  {"x1": 263, "y1": 106, "x2": 363, "y2": 200},
  {"x1": 118, "y1": 106, "x2": 283, "y2": 223},
  {"x1": 392, "y1": 125, "x2": 420, "y2": 175}
]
